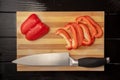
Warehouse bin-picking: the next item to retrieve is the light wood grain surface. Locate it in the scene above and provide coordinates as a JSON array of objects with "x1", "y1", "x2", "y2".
[{"x1": 17, "y1": 11, "x2": 104, "y2": 71}]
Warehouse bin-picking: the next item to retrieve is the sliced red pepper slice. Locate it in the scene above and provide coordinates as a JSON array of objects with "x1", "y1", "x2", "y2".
[
  {"x1": 65, "y1": 23, "x2": 78, "y2": 49},
  {"x1": 21, "y1": 14, "x2": 41, "y2": 34},
  {"x1": 79, "y1": 23, "x2": 94, "y2": 46},
  {"x1": 56, "y1": 29, "x2": 72, "y2": 50},
  {"x1": 84, "y1": 16, "x2": 103, "y2": 38},
  {"x1": 70, "y1": 22, "x2": 84, "y2": 47},
  {"x1": 76, "y1": 16, "x2": 97, "y2": 39},
  {"x1": 26, "y1": 23, "x2": 49, "y2": 40}
]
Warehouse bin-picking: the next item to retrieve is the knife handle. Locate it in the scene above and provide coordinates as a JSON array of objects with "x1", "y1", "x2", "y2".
[{"x1": 78, "y1": 57, "x2": 106, "y2": 67}]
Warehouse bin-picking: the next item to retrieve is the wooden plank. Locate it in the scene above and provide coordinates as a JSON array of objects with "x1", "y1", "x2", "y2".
[
  {"x1": 17, "y1": 11, "x2": 104, "y2": 71},
  {"x1": 0, "y1": 66, "x2": 107, "y2": 80},
  {"x1": 0, "y1": 0, "x2": 105, "y2": 12},
  {"x1": 0, "y1": 38, "x2": 120, "y2": 64},
  {"x1": 1, "y1": 62, "x2": 120, "y2": 80},
  {"x1": 1, "y1": 63, "x2": 120, "y2": 73},
  {"x1": 0, "y1": 0, "x2": 17, "y2": 12},
  {"x1": 17, "y1": 65, "x2": 104, "y2": 71},
  {"x1": 0, "y1": 38, "x2": 120, "y2": 63},
  {"x1": 0, "y1": 38, "x2": 16, "y2": 54},
  {"x1": 0, "y1": 62, "x2": 16, "y2": 74},
  {"x1": 106, "y1": 0, "x2": 120, "y2": 13},
  {"x1": 0, "y1": 13, "x2": 16, "y2": 37},
  {"x1": 0, "y1": 13, "x2": 120, "y2": 38},
  {"x1": 105, "y1": 39, "x2": 120, "y2": 63},
  {"x1": 0, "y1": 54, "x2": 16, "y2": 62},
  {"x1": 0, "y1": 62, "x2": 120, "y2": 79},
  {"x1": 0, "y1": 0, "x2": 120, "y2": 13},
  {"x1": 105, "y1": 14, "x2": 120, "y2": 38},
  {"x1": 0, "y1": 38, "x2": 16, "y2": 61}
]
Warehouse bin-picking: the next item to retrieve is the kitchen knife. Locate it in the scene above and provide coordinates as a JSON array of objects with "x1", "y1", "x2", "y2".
[
  {"x1": 12, "y1": 52, "x2": 111, "y2": 67},
  {"x1": 12, "y1": 52, "x2": 78, "y2": 66}
]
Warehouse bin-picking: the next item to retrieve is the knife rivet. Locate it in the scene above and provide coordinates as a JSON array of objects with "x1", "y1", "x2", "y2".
[{"x1": 106, "y1": 57, "x2": 110, "y2": 63}]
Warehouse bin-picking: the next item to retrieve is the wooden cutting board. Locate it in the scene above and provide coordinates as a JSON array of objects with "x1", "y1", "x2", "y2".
[{"x1": 17, "y1": 11, "x2": 104, "y2": 71}]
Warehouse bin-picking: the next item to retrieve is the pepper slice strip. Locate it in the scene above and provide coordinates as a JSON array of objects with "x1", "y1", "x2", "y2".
[
  {"x1": 76, "y1": 16, "x2": 97, "y2": 39},
  {"x1": 70, "y1": 22, "x2": 84, "y2": 47},
  {"x1": 79, "y1": 23, "x2": 94, "y2": 46},
  {"x1": 56, "y1": 29, "x2": 72, "y2": 50},
  {"x1": 64, "y1": 23, "x2": 78, "y2": 49},
  {"x1": 84, "y1": 16, "x2": 103, "y2": 38}
]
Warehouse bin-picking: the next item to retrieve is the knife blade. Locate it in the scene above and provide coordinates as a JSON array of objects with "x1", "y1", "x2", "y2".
[
  {"x1": 12, "y1": 52, "x2": 70, "y2": 66},
  {"x1": 12, "y1": 52, "x2": 108, "y2": 67}
]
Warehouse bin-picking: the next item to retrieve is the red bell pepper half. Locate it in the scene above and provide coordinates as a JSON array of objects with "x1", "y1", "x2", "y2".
[
  {"x1": 21, "y1": 14, "x2": 41, "y2": 34},
  {"x1": 26, "y1": 23, "x2": 49, "y2": 40},
  {"x1": 21, "y1": 14, "x2": 49, "y2": 41}
]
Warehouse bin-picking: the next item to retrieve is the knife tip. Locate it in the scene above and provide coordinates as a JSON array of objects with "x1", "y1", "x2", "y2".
[{"x1": 12, "y1": 60, "x2": 17, "y2": 64}]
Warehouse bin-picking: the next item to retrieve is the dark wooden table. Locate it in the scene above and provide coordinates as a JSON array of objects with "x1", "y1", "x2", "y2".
[{"x1": 0, "y1": 0, "x2": 120, "y2": 80}]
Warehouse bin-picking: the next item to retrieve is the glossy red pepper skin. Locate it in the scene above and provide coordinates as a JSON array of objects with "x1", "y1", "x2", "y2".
[
  {"x1": 56, "y1": 29, "x2": 72, "y2": 50},
  {"x1": 21, "y1": 14, "x2": 41, "y2": 34},
  {"x1": 71, "y1": 22, "x2": 84, "y2": 46},
  {"x1": 26, "y1": 23, "x2": 49, "y2": 40},
  {"x1": 21, "y1": 14, "x2": 49, "y2": 41},
  {"x1": 84, "y1": 16, "x2": 103, "y2": 38},
  {"x1": 56, "y1": 15, "x2": 103, "y2": 50},
  {"x1": 79, "y1": 24, "x2": 94, "y2": 46},
  {"x1": 65, "y1": 23, "x2": 78, "y2": 49},
  {"x1": 76, "y1": 16, "x2": 97, "y2": 39}
]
